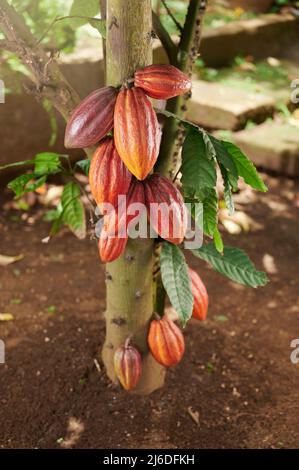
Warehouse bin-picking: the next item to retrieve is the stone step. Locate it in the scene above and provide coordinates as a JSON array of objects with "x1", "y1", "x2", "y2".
[
  {"x1": 233, "y1": 121, "x2": 299, "y2": 177},
  {"x1": 187, "y1": 80, "x2": 275, "y2": 131}
]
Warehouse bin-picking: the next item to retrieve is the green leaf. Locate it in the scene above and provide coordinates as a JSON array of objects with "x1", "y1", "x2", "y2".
[
  {"x1": 192, "y1": 244, "x2": 268, "y2": 288},
  {"x1": 69, "y1": 0, "x2": 100, "y2": 28},
  {"x1": 182, "y1": 129, "x2": 217, "y2": 200},
  {"x1": 34, "y1": 152, "x2": 61, "y2": 175},
  {"x1": 8, "y1": 174, "x2": 46, "y2": 197},
  {"x1": 222, "y1": 141, "x2": 268, "y2": 192},
  {"x1": 88, "y1": 18, "x2": 106, "y2": 37},
  {"x1": 203, "y1": 189, "x2": 218, "y2": 237},
  {"x1": 160, "y1": 243, "x2": 193, "y2": 327},
  {"x1": 61, "y1": 182, "x2": 86, "y2": 239},
  {"x1": 76, "y1": 159, "x2": 90, "y2": 176},
  {"x1": 213, "y1": 228, "x2": 224, "y2": 254},
  {"x1": 208, "y1": 136, "x2": 238, "y2": 178}
]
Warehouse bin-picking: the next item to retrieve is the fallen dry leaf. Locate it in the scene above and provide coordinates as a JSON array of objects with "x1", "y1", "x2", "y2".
[
  {"x1": 0, "y1": 313, "x2": 14, "y2": 321},
  {"x1": 187, "y1": 406, "x2": 200, "y2": 425},
  {"x1": 0, "y1": 254, "x2": 24, "y2": 266}
]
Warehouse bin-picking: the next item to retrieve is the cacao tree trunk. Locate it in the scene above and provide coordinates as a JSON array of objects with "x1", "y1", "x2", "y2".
[{"x1": 102, "y1": 0, "x2": 166, "y2": 395}]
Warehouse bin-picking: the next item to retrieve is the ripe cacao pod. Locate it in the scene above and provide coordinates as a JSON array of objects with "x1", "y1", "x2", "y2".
[
  {"x1": 114, "y1": 341, "x2": 142, "y2": 391},
  {"x1": 114, "y1": 87, "x2": 161, "y2": 180},
  {"x1": 189, "y1": 268, "x2": 209, "y2": 321},
  {"x1": 148, "y1": 316, "x2": 185, "y2": 367},
  {"x1": 144, "y1": 174, "x2": 187, "y2": 244},
  {"x1": 89, "y1": 137, "x2": 132, "y2": 209},
  {"x1": 134, "y1": 64, "x2": 192, "y2": 100},
  {"x1": 64, "y1": 86, "x2": 117, "y2": 148},
  {"x1": 98, "y1": 220, "x2": 128, "y2": 263},
  {"x1": 104, "y1": 179, "x2": 146, "y2": 237}
]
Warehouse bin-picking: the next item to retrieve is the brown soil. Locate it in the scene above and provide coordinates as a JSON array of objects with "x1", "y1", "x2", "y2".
[{"x1": 0, "y1": 174, "x2": 299, "y2": 449}]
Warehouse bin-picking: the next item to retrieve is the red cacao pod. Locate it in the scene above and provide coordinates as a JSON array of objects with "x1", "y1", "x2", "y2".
[
  {"x1": 89, "y1": 137, "x2": 132, "y2": 209},
  {"x1": 114, "y1": 341, "x2": 142, "y2": 391},
  {"x1": 104, "y1": 179, "x2": 146, "y2": 237},
  {"x1": 189, "y1": 268, "x2": 209, "y2": 321},
  {"x1": 64, "y1": 86, "x2": 117, "y2": 148},
  {"x1": 144, "y1": 174, "x2": 187, "y2": 244},
  {"x1": 135, "y1": 64, "x2": 192, "y2": 100},
  {"x1": 114, "y1": 87, "x2": 161, "y2": 180},
  {"x1": 98, "y1": 220, "x2": 128, "y2": 263},
  {"x1": 148, "y1": 316, "x2": 185, "y2": 367}
]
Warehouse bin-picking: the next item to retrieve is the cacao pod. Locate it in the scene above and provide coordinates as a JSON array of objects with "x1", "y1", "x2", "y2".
[
  {"x1": 114, "y1": 341, "x2": 142, "y2": 391},
  {"x1": 64, "y1": 86, "x2": 117, "y2": 148},
  {"x1": 89, "y1": 137, "x2": 132, "y2": 209},
  {"x1": 98, "y1": 220, "x2": 128, "y2": 263},
  {"x1": 148, "y1": 316, "x2": 185, "y2": 367},
  {"x1": 189, "y1": 268, "x2": 209, "y2": 321},
  {"x1": 104, "y1": 179, "x2": 146, "y2": 237},
  {"x1": 144, "y1": 174, "x2": 187, "y2": 244},
  {"x1": 134, "y1": 64, "x2": 192, "y2": 100},
  {"x1": 114, "y1": 87, "x2": 161, "y2": 180}
]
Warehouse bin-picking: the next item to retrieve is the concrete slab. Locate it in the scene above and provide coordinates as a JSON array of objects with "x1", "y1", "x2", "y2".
[
  {"x1": 187, "y1": 80, "x2": 275, "y2": 130},
  {"x1": 233, "y1": 121, "x2": 299, "y2": 176}
]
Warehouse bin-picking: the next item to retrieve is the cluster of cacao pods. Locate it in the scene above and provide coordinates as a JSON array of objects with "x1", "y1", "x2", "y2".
[
  {"x1": 113, "y1": 268, "x2": 208, "y2": 390},
  {"x1": 65, "y1": 65, "x2": 191, "y2": 263}
]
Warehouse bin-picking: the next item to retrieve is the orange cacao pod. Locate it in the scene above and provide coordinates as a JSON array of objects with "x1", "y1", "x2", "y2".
[
  {"x1": 98, "y1": 220, "x2": 128, "y2": 263},
  {"x1": 189, "y1": 268, "x2": 209, "y2": 321},
  {"x1": 64, "y1": 86, "x2": 117, "y2": 148},
  {"x1": 135, "y1": 64, "x2": 192, "y2": 100},
  {"x1": 114, "y1": 341, "x2": 142, "y2": 391},
  {"x1": 114, "y1": 87, "x2": 161, "y2": 180},
  {"x1": 144, "y1": 174, "x2": 187, "y2": 244},
  {"x1": 148, "y1": 316, "x2": 185, "y2": 367},
  {"x1": 89, "y1": 137, "x2": 132, "y2": 209}
]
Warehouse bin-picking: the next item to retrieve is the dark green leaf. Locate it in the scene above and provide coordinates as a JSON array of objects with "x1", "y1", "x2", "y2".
[
  {"x1": 208, "y1": 135, "x2": 238, "y2": 177},
  {"x1": 219, "y1": 164, "x2": 234, "y2": 216},
  {"x1": 192, "y1": 244, "x2": 268, "y2": 288},
  {"x1": 69, "y1": 0, "x2": 99, "y2": 28},
  {"x1": 222, "y1": 141, "x2": 268, "y2": 192},
  {"x1": 76, "y1": 159, "x2": 91, "y2": 176},
  {"x1": 34, "y1": 152, "x2": 61, "y2": 175},
  {"x1": 160, "y1": 243, "x2": 193, "y2": 327},
  {"x1": 61, "y1": 182, "x2": 86, "y2": 239},
  {"x1": 203, "y1": 189, "x2": 218, "y2": 237},
  {"x1": 182, "y1": 129, "x2": 217, "y2": 200}
]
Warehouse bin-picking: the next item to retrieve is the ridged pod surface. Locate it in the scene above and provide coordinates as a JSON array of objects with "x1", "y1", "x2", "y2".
[
  {"x1": 188, "y1": 268, "x2": 209, "y2": 321},
  {"x1": 114, "y1": 87, "x2": 161, "y2": 180},
  {"x1": 98, "y1": 218, "x2": 128, "y2": 263},
  {"x1": 148, "y1": 316, "x2": 185, "y2": 367},
  {"x1": 64, "y1": 86, "x2": 117, "y2": 148},
  {"x1": 144, "y1": 174, "x2": 187, "y2": 244},
  {"x1": 104, "y1": 180, "x2": 146, "y2": 237},
  {"x1": 114, "y1": 342, "x2": 142, "y2": 391},
  {"x1": 89, "y1": 137, "x2": 132, "y2": 209},
  {"x1": 134, "y1": 64, "x2": 192, "y2": 100}
]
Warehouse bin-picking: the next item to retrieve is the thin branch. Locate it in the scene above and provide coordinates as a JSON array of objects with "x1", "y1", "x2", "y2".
[
  {"x1": 161, "y1": 0, "x2": 183, "y2": 33},
  {"x1": 152, "y1": 10, "x2": 178, "y2": 66}
]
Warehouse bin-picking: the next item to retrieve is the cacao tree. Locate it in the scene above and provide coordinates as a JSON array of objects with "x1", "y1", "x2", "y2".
[{"x1": 0, "y1": 0, "x2": 268, "y2": 395}]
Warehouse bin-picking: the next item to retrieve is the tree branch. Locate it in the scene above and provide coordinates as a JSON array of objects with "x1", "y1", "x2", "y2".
[
  {"x1": 161, "y1": 0, "x2": 183, "y2": 33},
  {"x1": 152, "y1": 10, "x2": 178, "y2": 66},
  {"x1": 155, "y1": 0, "x2": 207, "y2": 178},
  {"x1": 0, "y1": 0, "x2": 94, "y2": 158}
]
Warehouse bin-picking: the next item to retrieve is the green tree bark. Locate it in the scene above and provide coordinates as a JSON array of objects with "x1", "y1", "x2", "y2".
[{"x1": 102, "y1": 0, "x2": 166, "y2": 395}]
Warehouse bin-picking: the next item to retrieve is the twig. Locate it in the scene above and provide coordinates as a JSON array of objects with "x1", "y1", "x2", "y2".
[
  {"x1": 161, "y1": 0, "x2": 183, "y2": 33},
  {"x1": 152, "y1": 11, "x2": 178, "y2": 65}
]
